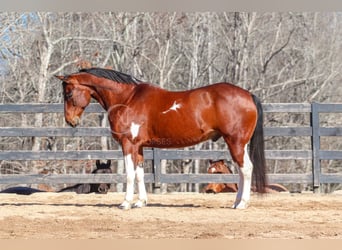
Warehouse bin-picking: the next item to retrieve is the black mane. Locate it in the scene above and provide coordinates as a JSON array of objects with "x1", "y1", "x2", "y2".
[{"x1": 79, "y1": 67, "x2": 141, "y2": 84}]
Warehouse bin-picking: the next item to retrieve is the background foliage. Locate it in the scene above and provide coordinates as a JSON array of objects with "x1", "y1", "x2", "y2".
[{"x1": 1, "y1": 12, "x2": 341, "y2": 192}]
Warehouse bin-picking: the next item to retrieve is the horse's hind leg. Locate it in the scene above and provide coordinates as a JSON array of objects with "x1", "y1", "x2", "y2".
[
  {"x1": 235, "y1": 144, "x2": 253, "y2": 209},
  {"x1": 225, "y1": 139, "x2": 253, "y2": 209}
]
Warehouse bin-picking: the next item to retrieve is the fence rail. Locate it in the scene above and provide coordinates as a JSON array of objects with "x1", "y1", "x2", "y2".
[{"x1": 0, "y1": 103, "x2": 342, "y2": 192}]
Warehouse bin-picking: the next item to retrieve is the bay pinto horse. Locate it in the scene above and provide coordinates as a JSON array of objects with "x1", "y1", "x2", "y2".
[
  {"x1": 55, "y1": 67, "x2": 267, "y2": 209},
  {"x1": 203, "y1": 160, "x2": 288, "y2": 193},
  {"x1": 59, "y1": 160, "x2": 112, "y2": 194}
]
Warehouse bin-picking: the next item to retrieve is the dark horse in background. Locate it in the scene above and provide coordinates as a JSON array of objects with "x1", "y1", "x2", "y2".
[
  {"x1": 56, "y1": 67, "x2": 267, "y2": 209},
  {"x1": 59, "y1": 160, "x2": 112, "y2": 194},
  {"x1": 0, "y1": 160, "x2": 112, "y2": 195}
]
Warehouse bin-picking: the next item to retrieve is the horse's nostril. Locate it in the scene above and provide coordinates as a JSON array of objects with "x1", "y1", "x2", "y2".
[{"x1": 98, "y1": 185, "x2": 109, "y2": 194}]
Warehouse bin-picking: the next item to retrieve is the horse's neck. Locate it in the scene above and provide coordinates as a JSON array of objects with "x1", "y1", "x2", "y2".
[{"x1": 93, "y1": 83, "x2": 136, "y2": 110}]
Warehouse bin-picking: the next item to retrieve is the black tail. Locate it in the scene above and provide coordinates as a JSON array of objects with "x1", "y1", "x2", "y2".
[{"x1": 250, "y1": 94, "x2": 268, "y2": 193}]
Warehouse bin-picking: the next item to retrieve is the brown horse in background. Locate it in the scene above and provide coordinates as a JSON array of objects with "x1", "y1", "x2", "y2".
[
  {"x1": 203, "y1": 160, "x2": 238, "y2": 193},
  {"x1": 56, "y1": 67, "x2": 267, "y2": 209},
  {"x1": 203, "y1": 160, "x2": 288, "y2": 194}
]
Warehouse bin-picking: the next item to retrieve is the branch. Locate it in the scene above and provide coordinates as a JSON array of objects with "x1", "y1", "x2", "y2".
[
  {"x1": 140, "y1": 53, "x2": 161, "y2": 71},
  {"x1": 253, "y1": 73, "x2": 324, "y2": 92},
  {"x1": 49, "y1": 59, "x2": 79, "y2": 76},
  {"x1": 52, "y1": 36, "x2": 110, "y2": 45},
  {"x1": 0, "y1": 13, "x2": 27, "y2": 37},
  {"x1": 262, "y1": 29, "x2": 294, "y2": 74},
  {"x1": 308, "y1": 71, "x2": 339, "y2": 101},
  {"x1": 166, "y1": 54, "x2": 182, "y2": 81}
]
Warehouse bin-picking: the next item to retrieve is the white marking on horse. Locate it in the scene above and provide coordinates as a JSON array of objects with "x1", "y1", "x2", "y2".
[
  {"x1": 134, "y1": 166, "x2": 147, "y2": 208},
  {"x1": 233, "y1": 144, "x2": 253, "y2": 209},
  {"x1": 120, "y1": 154, "x2": 148, "y2": 210},
  {"x1": 130, "y1": 122, "x2": 140, "y2": 139},
  {"x1": 119, "y1": 154, "x2": 135, "y2": 209},
  {"x1": 162, "y1": 101, "x2": 181, "y2": 114},
  {"x1": 209, "y1": 167, "x2": 216, "y2": 173}
]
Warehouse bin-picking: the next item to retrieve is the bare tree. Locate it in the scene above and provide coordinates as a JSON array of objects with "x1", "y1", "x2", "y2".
[{"x1": 1, "y1": 12, "x2": 341, "y2": 192}]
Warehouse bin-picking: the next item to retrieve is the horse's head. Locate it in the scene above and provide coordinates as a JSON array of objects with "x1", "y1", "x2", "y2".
[
  {"x1": 95, "y1": 159, "x2": 111, "y2": 170},
  {"x1": 208, "y1": 160, "x2": 232, "y2": 174},
  {"x1": 55, "y1": 75, "x2": 92, "y2": 127},
  {"x1": 56, "y1": 68, "x2": 141, "y2": 128},
  {"x1": 93, "y1": 160, "x2": 112, "y2": 194}
]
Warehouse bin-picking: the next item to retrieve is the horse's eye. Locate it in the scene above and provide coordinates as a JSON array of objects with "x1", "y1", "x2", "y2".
[{"x1": 65, "y1": 91, "x2": 73, "y2": 100}]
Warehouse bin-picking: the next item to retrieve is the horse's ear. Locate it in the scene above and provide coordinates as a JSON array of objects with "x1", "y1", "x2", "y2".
[
  {"x1": 54, "y1": 75, "x2": 65, "y2": 81},
  {"x1": 96, "y1": 160, "x2": 101, "y2": 168},
  {"x1": 209, "y1": 160, "x2": 213, "y2": 164},
  {"x1": 106, "y1": 160, "x2": 111, "y2": 168},
  {"x1": 55, "y1": 75, "x2": 66, "y2": 81},
  {"x1": 55, "y1": 75, "x2": 78, "y2": 85}
]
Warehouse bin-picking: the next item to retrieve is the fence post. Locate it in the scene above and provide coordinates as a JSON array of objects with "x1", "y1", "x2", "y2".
[
  {"x1": 152, "y1": 148, "x2": 162, "y2": 193},
  {"x1": 311, "y1": 102, "x2": 321, "y2": 193}
]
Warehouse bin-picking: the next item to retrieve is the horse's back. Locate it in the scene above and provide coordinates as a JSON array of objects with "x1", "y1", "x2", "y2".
[{"x1": 126, "y1": 82, "x2": 258, "y2": 148}]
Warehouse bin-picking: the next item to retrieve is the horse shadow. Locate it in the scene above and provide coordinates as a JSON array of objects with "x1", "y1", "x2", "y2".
[{"x1": 0, "y1": 202, "x2": 204, "y2": 209}]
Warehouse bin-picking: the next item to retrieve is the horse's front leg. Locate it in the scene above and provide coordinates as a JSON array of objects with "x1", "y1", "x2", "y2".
[
  {"x1": 119, "y1": 153, "x2": 135, "y2": 210},
  {"x1": 119, "y1": 144, "x2": 147, "y2": 210},
  {"x1": 134, "y1": 164, "x2": 147, "y2": 208}
]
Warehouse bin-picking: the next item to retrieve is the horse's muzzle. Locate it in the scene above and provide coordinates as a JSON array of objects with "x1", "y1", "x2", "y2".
[
  {"x1": 98, "y1": 184, "x2": 109, "y2": 194},
  {"x1": 66, "y1": 116, "x2": 80, "y2": 127}
]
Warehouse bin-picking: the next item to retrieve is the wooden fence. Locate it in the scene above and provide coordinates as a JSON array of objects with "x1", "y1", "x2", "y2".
[{"x1": 0, "y1": 103, "x2": 342, "y2": 192}]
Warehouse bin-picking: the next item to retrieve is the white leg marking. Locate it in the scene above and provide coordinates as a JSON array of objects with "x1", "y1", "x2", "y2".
[
  {"x1": 233, "y1": 165, "x2": 243, "y2": 207},
  {"x1": 133, "y1": 166, "x2": 147, "y2": 208},
  {"x1": 233, "y1": 144, "x2": 253, "y2": 209},
  {"x1": 119, "y1": 154, "x2": 135, "y2": 210},
  {"x1": 162, "y1": 101, "x2": 181, "y2": 114},
  {"x1": 130, "y1": 122, "x2": 140, "y2": 140}
]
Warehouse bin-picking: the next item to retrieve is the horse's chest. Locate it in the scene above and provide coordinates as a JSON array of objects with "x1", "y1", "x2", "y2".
[{"x1": 108, "y1": 109, "x2": 147, "y2": 142}]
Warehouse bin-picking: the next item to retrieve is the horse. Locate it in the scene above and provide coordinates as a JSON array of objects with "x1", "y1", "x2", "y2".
[
  {"x1": 203, "y1": 160, "x2": 238, "y2": 193},
  {"x1": 58, "y1": 160, "x2": 112, "y2": 194},
  {"x1": 0, "y1": 160, "x2": 112, "y2": 195},
  {"x1": 55, "y1": 67, "x2": 267, "y2": 209},
  {"x1": 203, "y1": 159, "x2": 288, "y2": 194}
]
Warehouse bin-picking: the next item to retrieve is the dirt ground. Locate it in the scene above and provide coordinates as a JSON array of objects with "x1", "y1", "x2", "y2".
[{"x1": 0, "y1": 192, "x2": 341, "y2": 239}]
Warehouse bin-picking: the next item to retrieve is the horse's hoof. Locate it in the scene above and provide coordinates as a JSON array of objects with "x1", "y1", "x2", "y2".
[
  {"x1": 232, "y1": 200, "x2": 249, "y2": 209},
  {"x1": 132, "y1": 199, "x2": 147, "y2": 208},
  {"x1": 119, "y1": 200, "x2": 132, "y2": 210}
]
